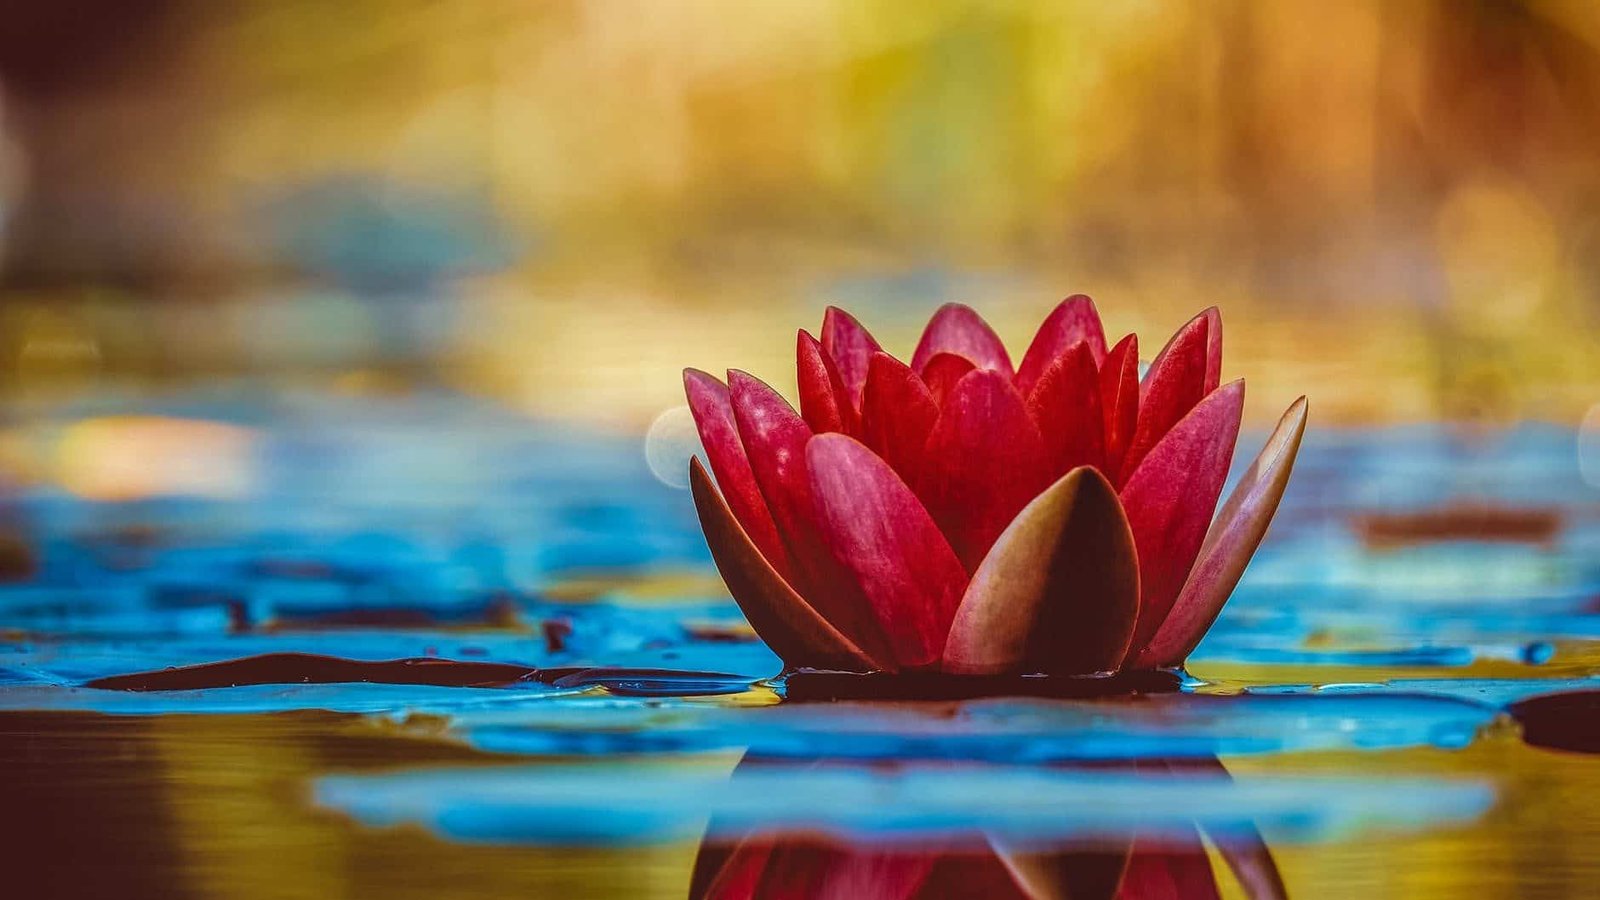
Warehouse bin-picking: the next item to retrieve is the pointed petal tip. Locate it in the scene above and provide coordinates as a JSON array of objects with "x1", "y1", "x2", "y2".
[
  {"x1": 1119, "y1": 378, "x2": 1247, "y2": 662},
  {"x1": 912, "y1": 303, "x2": 1014, "y2": 377},
  {"x1": 683, "y1": 366, "x2": 720, "y2": 389},
  {"x1": 1130, "y1": 390, "x2": 1307, "y2": 669},
  {"x1": 943, "y1": 464, "x2": 1139, "y2": 676}
]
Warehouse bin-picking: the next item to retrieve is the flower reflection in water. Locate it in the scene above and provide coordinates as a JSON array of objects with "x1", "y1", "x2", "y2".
[{"x1": 689, "y1": 755, "x2": 1286, "y2": 900}]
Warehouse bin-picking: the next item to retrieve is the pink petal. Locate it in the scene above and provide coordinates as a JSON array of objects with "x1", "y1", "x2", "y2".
[
  {"x1": 1026, "y1": 341, "x2": 1105, "y2": 476},
  {"x1": 729, "y1": 371, "x2": 893, "y2": 662},
  {"x1": 807, "y1": 434, "x2": 969, "y2": 670},
  {"x1": 921, "y1": 369, "x2": 1053, "y2": 572},
  {"x1": 1133, "y1": 396, "x2": 1307, "y2": 668},
  {"x1": 684, "y1": 369, "x2": 792, "y2": 578},
  {"x1": 943, "y1": 466, "x2": 1139, "y2": 675},
  {"x1": 1015, "y1": 294, "x2": 1108, "y2": 396},
  {"x1": 861, "y1": 351, "x2": 939, "y2": 489},
  {"x1": 797, "y1": 329, "x2": 855, "y2": 435},
  {"x1": 689, "y1": 459, "x2": 879, "y2": 671},
  {"x1": 821, "y1": 306, "x2": 883, "y2": 411},
  {"x1": 1123, "y1": 313, "x2": 1211, "y2": 480},
  {"x1": 1100, "y1": 334, "x2": 1140, "y2": 486},
  {"x1": 1200, "y1": 306, "x2": 1222, "y2": 395},
  {"x1": 1119, "y1": 380, "x2": 1244, "y2": 664},
  {"x1": 921, "y1": 353, "x2": 977, "y2": 408},
  {"x1": 911, "y1": 303, "x2": 1015, "y2": 378}
]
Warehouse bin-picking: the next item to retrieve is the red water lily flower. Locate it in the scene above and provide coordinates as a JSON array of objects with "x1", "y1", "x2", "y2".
[{"x1": 685, "y1": 297, "x2": 1306, "y2": 674}]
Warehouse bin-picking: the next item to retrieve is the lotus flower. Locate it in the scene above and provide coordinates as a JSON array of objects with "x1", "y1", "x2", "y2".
[{"x1": 685, "y1": 297, "x2": 1306, "y2": 674}]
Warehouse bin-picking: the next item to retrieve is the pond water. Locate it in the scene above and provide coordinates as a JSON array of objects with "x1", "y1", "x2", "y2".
[{"x1": 2, "y1": 392, "x2": 1598, "y2": 898}]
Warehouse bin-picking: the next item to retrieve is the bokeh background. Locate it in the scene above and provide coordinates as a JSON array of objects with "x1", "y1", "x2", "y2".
[
  {"x1": 5, "y1": 0, "x2": 1600, "y2": 440},
  {"x1": 2, "y1": 0, "x2": 1600, "y2": 570},
  {"x1": 7, "y1": 5, "x2": 1600, "y2": 900}
]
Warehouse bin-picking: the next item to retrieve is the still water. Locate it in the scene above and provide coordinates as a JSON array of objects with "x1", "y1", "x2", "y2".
[{"x1": 2, "y1": 392, "x2": 1598, "y2": 898}]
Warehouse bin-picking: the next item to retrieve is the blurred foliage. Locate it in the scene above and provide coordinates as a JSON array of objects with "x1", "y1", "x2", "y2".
[{"x1": 1, "y1": 0, "x2": 1600, "y2": 425}]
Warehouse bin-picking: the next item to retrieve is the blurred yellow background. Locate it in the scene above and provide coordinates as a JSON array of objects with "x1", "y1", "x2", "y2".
[{"x1": 4, "y1": 0, "x2": 1600, "y2": 428}]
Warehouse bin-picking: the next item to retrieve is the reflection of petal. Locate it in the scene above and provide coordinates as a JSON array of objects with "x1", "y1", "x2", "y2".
[
  {"x1": 693, "y1": 756, "x2": 1286, "y2": 900},
  {"x1": 692, "y1": 836, "x2": 773, "y2": 900},
  {"x1": 996, "y1": 839, "x2": 1131, "y2": 900},
  {"x1": 1117, "y1": 835, "x2": 1221, "y2": 900},
  {"x1": 1215, "y1": 825, "x2": 1289, "y2": 900},
  {"x1": 1141, "y1": 757, "x2": 1287, "y2": 900}
]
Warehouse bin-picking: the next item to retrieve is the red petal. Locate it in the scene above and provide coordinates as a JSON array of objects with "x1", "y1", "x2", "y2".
[
  {"x1": 1119, "y1": 380, "x2": 1244, "y2": 664},
  {"x1": 997, "y1": 843, "x2": 1131, "y2": 900},
  {"x1": 1026, "y1": 341, "x2": 1105, "y2": 476},
  {"x1": 911, "y1": 303, "x2": 1015, "y2": 378},
  {"x1": 921, "y1": 353, "x2": 977, "y2": 408},
  {"x1": 1123, "y1": 313, "x2": 1211, "y2": 480},
  {"x1": 684, "y1": 369, "x2": 792, "y2": 578},
  {"x1": 698, "y1": 838, "x2": 774, "y2": 900},
  {"x1": 861, "y1": 351, "x2": 939, "y2": 489},
  {"x1": 1115, "y1": 837, "x2": 1222, "y2": 900},
  {"x1": 752, "y1": 842, "x2": 934, "y2": 900},
  {"x1": 689, "y1": 459, "x2": 879, "y2": 671},
  {"x1": 1200, "y1": 306, "x2": 1222, "y2": 395},
  {"x1": 821, "y1": 306, "x2": 883, "y2": 411},
  {"x1": 807, "y1": 434, "x2": 968, "y2": 670},
  {"x1": 943, "y1": 467, "x2": 1139, "y2": 675},
  {"x1": 1015, "y1": 294, "x2": 1108, "y2": 396},
  {"x1": 922, "y1": 369, "x2": 1052, "y2": 572},
  {"x1": 1099, "y1": 334, "x2": 1140, "y2": 486},
  {"x1": 797, "y1": 329, "x2": 854, "y2": 435},
  {"x1": 921, "y1": 853, "x2": 1033, "y2": 898},
  {"x1": 1134, "y1": 396, "x2": 1306, "y2": 668},
  {"x1": 729, "y1": 370, "x2": 892, "y2": 663},
  {"x1": 1152, "y1": 757, "x2": 1288, "y2": 900}
]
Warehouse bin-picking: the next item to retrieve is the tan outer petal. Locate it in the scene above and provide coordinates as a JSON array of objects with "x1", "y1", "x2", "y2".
[
  {"x1": 690, "y1": 459, "x2": 881, "y2": 672},
  {"x1": 942, "y1": 466, "x2": 1140, "y2": 675},
  {"x1": 1132, "y1": 396, "x2": 1308, "y2": 669}
]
